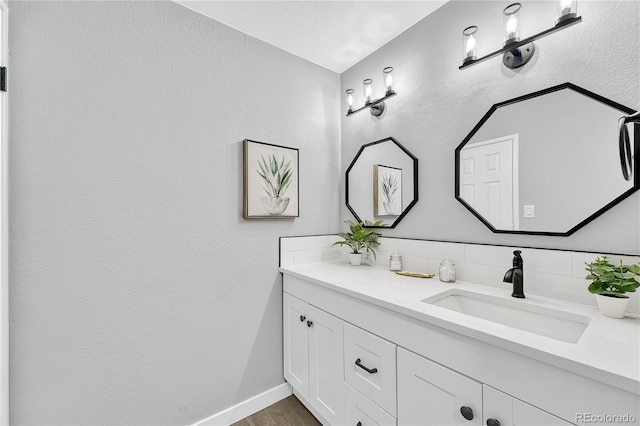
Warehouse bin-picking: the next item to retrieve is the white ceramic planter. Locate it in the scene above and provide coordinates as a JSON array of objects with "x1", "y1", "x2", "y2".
[
  {"x1": 260, "y1": 196, "x2": 290, "y2": 215},
  {"x1": 595, "y1": 294, "x2": 630, "y2": 319},
  {"x1": 349, "y1": 253, "x2": 362, "y2": 266}
]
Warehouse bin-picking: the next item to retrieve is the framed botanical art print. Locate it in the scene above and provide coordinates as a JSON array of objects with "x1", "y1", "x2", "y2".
[
  {"x1": 373, "y1": 164, "x2": 402, "y2": 217},
  {"x1": 243, "y1": 139, "x2": 299, "y2": 218}
]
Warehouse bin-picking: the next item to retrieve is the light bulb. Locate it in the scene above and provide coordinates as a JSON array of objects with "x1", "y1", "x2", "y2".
[
  {"x1": 462, "y1": 26, "x2": 478, "y2": 63},
  {"x1": 382, "y1": 67, "x2": 394, "y2": 95},
  {"x1": 506, "y1": 15, "x2": 517, "y2": 33},
  {"x1": 345, "y1": 89, "x2": 355, "y2": 112},
  {"x1": 466, "y1": 34, "x2": 476, "y2": 55},
  {"x1": 503, "y1": 3, "x2": 522, "y2": 44},
  {"x1": 363, "y1": 79, "x2": 373, "y2": 104}
]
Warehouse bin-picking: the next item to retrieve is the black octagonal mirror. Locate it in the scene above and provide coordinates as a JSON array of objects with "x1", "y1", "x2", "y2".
[
  {"x1": 455, "y1": 82, "x2": 638, "y2": 236},
  {"x1": 346, "y1": 137, "x2": 418, "y2": 228}
]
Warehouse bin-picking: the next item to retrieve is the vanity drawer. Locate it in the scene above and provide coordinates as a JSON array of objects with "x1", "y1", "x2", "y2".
[
  {"x1": 345, "y1": 383, "x2": 396, "y2": 426},
  {"x1": 344, "y1": 322, "x2": 397, "y2": 415}
]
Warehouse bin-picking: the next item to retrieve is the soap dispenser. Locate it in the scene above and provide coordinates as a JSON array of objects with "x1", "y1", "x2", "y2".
[{"x1": 439, "y1": 257, "x2": 456, "y2": 283}]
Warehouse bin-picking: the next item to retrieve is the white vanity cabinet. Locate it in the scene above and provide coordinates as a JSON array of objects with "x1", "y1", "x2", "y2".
[
  {"x1": 283, "y1": 293, "x2": 344, "y2": 425},
  {"x1": 398, "y1": 347, "x2": 573, "y2": 426},
  {"x1": 282, "y1": 273, "x2": 639, "y2": 426}
]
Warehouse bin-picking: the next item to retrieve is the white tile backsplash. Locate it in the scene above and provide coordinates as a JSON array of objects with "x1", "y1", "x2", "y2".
[
  {"x1": 280, "y1": 235, "x2": 338, "y2": 253},
  {"x1": 523, "y1": 248, "x2": 573, "y2": 275},
  {"x1": 464, "y1": 244, "x2": 518, "y2": 268},
  {"x1": 280, "y1": 235, "x2": 342, "y2": 267},
  {"x1": 279, "y1": 235, "x2": 640, "y2": 314}
]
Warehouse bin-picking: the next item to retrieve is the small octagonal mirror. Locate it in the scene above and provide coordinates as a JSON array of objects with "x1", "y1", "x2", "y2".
[{"x1": 346, "y1": 137, "x2": 418, "y2": 228}]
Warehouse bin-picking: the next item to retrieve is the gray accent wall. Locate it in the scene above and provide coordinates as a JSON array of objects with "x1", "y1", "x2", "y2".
[
  {"x1": 9, "y1": 1, "x2": 340, "y2": 424},
  {"x1": 341, "y1": 0, "x2": 640, "y2": 255}
]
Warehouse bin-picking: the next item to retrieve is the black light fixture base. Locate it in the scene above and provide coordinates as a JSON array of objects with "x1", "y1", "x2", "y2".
[
  {"x1": 556, "y1": 12, "x2": 578, "y2": 25},
  {"x1": 503, "y1": 42, "x2": 535, "y2": 69},
  {"x1": 370, "y1": 102, "x2": 385, "y2": 117}
]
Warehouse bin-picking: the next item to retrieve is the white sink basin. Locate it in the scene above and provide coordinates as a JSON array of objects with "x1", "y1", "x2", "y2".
[{"x1": 422, "y1": 289, "x2": 590, "y2": 343}]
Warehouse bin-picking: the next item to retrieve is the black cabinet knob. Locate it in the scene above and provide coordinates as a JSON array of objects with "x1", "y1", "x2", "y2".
[
  {"x1": 460, "y1": 406, "x2": 474, "y2": 421},
  {"x1": 487, "y1": 419, "x2": 501, "y2": 426},
  {"x1": 307, "y1": 320, "x2": 313, "y2": 327},
  {"x1": 356, "y1": 422, "x2": 362, "y2": 426},
  {"x1": 299, "y1": 315, "x2": 306, "y2": 322}
]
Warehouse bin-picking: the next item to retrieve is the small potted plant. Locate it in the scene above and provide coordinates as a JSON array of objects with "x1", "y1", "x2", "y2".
[
  {"x1": 585, "y1": 256, "x2": 640, "y2": 318},
  {"x1": 332, "y1": 220, "x2": 383, "y2": 265}
]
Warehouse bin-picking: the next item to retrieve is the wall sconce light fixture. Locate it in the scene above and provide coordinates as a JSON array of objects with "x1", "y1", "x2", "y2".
[
  {"x1": 346, "y1": 67, "x2": 397, "y2": 117},
  {"x1": 459, "y1": 1, "x2": 582, "y2": 70},
  {"x1": 462, "y1": 26, "x2": 478, "y2": 65}
]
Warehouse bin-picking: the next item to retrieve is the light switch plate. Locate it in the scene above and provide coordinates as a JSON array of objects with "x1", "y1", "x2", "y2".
[{"x1": 524, "y1": 205, "x2": 535, "y2": 218}]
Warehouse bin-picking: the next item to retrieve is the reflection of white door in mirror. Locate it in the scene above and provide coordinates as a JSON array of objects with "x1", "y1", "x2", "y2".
[{"x1": 459, "y1": 135, "x2": 519, "y2": 231}]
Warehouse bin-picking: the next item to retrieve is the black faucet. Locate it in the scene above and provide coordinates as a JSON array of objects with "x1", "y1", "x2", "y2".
[{"x1": 503, "y1": 250, "x2": 525, "y2": 298}]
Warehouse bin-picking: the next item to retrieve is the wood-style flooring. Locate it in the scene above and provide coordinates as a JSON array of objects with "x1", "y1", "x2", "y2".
[{"x1": 231, "y1": 395, "x2": 321, "y2": 426}]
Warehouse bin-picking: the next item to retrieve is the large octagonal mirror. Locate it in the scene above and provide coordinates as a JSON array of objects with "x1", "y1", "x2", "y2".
[
  {"x1": 346, "y1": 137, "x2": 418, "y2": 228},
  {"x1": 456, "y1": 82, "x2": 638, "y2": 236}
]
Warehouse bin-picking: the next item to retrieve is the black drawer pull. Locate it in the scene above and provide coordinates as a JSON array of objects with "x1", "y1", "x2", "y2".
[
  {"x1": 487, "y1": 419, "x2": 501, "y2": 426},
  {"x1": 307, "y1": 320, "x2": 313, "y2": 327},
  {"x1": 299, "y1": 315, "x2": 306, "y2": 322},
  {"x1": 356, "y1": 422, "x2": 362, "y2": 426},
  {"x1": 355, "y1": 358, "x2": 378, "y2": 374}
]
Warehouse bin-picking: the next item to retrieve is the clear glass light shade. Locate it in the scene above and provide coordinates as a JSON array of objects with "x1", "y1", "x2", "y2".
[
  {"x1": 383, "y1": 67, "x2": 394, "y2": 95},
  {"x1": 345, "y1": 89, "x2": 355, "y2": 112},
  {"x1": 556, "y1": 0, "x2": 577, "y2": 23},
  {"x1": 462, "y1": 26, "x2": 478, "y2": 63},
  {"x1": 503, "y1": 3, "x2": 522, "y2": 45},
  {"x1": 363, "y1": 79, "x2": 373, "y2": 105}
]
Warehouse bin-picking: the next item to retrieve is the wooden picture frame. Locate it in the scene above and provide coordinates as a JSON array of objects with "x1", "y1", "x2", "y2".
[{"x1": 243, "y1": 139, "x2": 299, "y2": 218}]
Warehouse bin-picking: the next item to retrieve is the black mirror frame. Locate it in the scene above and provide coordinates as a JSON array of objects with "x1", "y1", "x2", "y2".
[
  {"x1": 346, "y1": 136, "x2": 419, "y2": 229},
  {"x1": 455, "y1": 82, "x2": 639, "y2": 236}
]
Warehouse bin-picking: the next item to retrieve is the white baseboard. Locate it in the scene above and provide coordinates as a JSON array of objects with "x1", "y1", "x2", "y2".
[{"x1": 192, "y1": 383, "x2": 292, "y2": 426}]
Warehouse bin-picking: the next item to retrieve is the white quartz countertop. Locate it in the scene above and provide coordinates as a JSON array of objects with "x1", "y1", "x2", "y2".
[{"x1": 280, "y1": 260, "x2": 640, "y2": 395}]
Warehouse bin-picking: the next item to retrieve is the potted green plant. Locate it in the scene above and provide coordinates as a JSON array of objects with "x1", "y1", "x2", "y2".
[
  {"x1": 332, "y1": 220, "x2": 383, "y2": 265},
  {"x1": 585, "y1": 256, "x2": 640, "y2": 318}
]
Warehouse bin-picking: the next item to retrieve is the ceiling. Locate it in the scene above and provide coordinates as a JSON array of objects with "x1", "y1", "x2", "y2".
[{"x1": 174, "y1": 1, "x2": 448, "y2": 73}]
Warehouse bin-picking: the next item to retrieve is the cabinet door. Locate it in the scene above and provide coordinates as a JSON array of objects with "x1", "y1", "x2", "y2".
[
  {"x1": 483, "y1": 385, "x2": 574, "y2": 426},
  {"x1": 308, "y1": 304, "x2": 344, "y2": 426},
  {"x1": 398, "y1": 348, "x2": 482, "y2": 426},
  {"x1": 513, "y1": 400, "x2": 574, "y2": 426},
  {"x1": 345, "y1": 383, "x2": 396, "y2": 426},
  {"x1": 283, "y1": 293, "x2": 310, "y2": 401}
]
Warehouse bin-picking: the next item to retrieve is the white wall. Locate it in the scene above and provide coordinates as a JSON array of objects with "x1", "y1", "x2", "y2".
[
  {"x1": 341, "y1": 0, "x2": 640, "y2": 255},
  {"x1": 9, "y1": 1, "x2": 340, "y2": 424}
]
